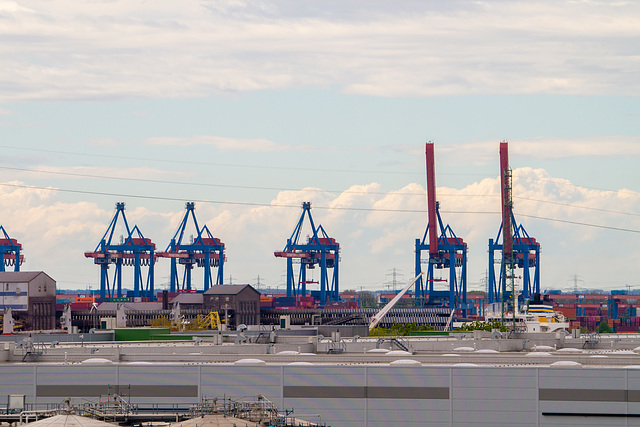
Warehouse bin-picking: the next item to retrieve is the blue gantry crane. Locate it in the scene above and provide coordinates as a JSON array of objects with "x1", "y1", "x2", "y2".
[
  {"x1": 488, "y1": 142, "x2": 541, "y2": 303},
  {"x1": 85, "y1": 202, "x2": 156, "y2": 300},
  {"x1": 0, "y1": 226, "x2": 23, "y2": 272},
  {"x1": 157, "y1": 202, "x2": 225, "y2": 292},
  {"x1": 274, "y1": 202, "x2": 340, "y2": 304},
  {"x1": 414, "y1": 142, "x2": 468, "y2": 312}
]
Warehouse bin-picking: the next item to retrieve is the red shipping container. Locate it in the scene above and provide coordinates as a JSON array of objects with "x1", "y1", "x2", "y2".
[
  {"x1": 69, "y1": 302, "x2": 92, "y2": 311},
  {"x1": 616, "y1": 326, "x2": 638, "y2": 333},
  {"x1": 554, "y1": 307, "x2": 577, "y2": 320}
]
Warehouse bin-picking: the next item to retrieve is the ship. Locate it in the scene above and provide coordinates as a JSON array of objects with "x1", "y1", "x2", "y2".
[{"x1": 485, "y1": 298, "x2": 570, "y2": 333}]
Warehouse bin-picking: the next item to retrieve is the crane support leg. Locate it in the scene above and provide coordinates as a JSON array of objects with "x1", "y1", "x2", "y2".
[
  {"x1": 286, "y1": 258, "x2": 294, "y2": 297},
  {"x1": 204, "y1": 251, "x2": 211, "y2": 291},
  {"x1": 320, "y1": 251, "x2": 327, "y2": 304}
]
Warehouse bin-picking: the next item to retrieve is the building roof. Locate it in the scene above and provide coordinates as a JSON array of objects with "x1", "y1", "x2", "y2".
[
  {"x1": 96, "y1": 302, "x2": 164, "y2": 311},
  {"x1": 170, "y1": 293, "x2": 203, "y2": 304},
  {"x1": 167, "y1": 413, "x2": 317, "y2": 427},
  {"x1": 0, "y1": 271, "x2": 54, "y2": 283},
  {"x1": 24, "y1": 414, "x2": 117, "y2": 427},
  {"x1": 168, "y1": 414, "x2": 261, "y2": 427},
  {"x1": 204, "y1": 284, "x2": 259, "y2": 295}
]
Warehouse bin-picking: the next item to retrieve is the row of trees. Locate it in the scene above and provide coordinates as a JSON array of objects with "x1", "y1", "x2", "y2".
[
  {"x1": 369, "y1": 322, "x2": 434, "y2": 336},
  {"x1": 369, "y1": 321, "x2": 623, "y2": 335}
]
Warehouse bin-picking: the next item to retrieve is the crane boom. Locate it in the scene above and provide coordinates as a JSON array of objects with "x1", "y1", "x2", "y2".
[
  {"x1": 500, "y1": 142, "x2": 512, "y2": 256},
  {"x1": 369, "y1": 272, "x2": 424, "y2": 330},
  {"x1": 425, "y1": 143, "x2": 438, "y2": 255}
]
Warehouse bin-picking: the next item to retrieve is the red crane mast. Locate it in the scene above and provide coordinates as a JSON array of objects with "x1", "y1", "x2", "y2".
[
  {"x1": 426, "y1": 143, "x2": 438, "y2": 256},
  {"x1": 500, "y1": 141, "x2": 513, "y2": 259}
]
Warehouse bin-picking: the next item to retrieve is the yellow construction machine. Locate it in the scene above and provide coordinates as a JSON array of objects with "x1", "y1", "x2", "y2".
[{"x1": 188, "y1": 311, "x2": 222, "y2": 331}]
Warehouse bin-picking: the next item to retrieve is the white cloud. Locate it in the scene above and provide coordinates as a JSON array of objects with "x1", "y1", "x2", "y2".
[
  {"x1": 0, "y1": 180, "x2": 55, "y2": 205},
  {"x1": 432, "y1": 136, "x2": 640, "y2": 168},
  {"x1": 88, "y1": 135, "x2": 317, "y2": 152},
  {"x1": 0, "y1": 1, "x2": 638, "y2": 101},
  {"x1": 2, "y1": 165, "x2": 640, "y2": 291},
  {"x1": 0, "y1": 165, "x2": 194, "y2": 182},
  {"x1": 507, "y1": 136, "x2": 640, "y2": 159},
  {"x1": 143, "y1": 135, "x2": 311, "y2": 152},
  {"x1": 0, "y1": 1, "x2": 33, "y2": 13}
]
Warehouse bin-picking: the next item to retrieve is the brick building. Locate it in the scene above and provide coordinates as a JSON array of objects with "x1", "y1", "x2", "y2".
[{"x1": 203, "y1": 285, "x2": 260, "y2": 328}]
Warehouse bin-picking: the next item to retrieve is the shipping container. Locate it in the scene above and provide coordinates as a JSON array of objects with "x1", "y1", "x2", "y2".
[
  {"x1": 554, "y1": 306, "x2": 577, "y2": 320},
  {"x1": 615, "y1": 325, "x2": 639, "y2": 333},
  {"x1": 69, "y1": 302, "x2": 92, "y2": 311},
  {"x1": 275, "y1": 297, "x2": 296, "y2": 307}
]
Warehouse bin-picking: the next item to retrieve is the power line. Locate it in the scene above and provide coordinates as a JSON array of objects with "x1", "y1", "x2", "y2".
[
  {"x1": 3, "y1": 164, "x2": 640, "y2": 218},
  {"x1": 4, "y1": 144, "x2": 639, "y2": 197},
  {"x1": 515, "y1": 173, "x2": 640, "y2": 198},
  {"x1": 0, "y1": 144, "x2": 419, "y2": 176},
  {"x1": 0, "y1": 165, "x2": 420, "y2": 196},
  {"x1": 512, "y1": 196, "x2": 640, "y2": 218},
  {"x1": 515, "y1": 212, "x2": 640, "y2": 234},
  {"x1": 0, "y1": 181, "x2": 425, "y2": 212},
  {"x1": 2, "y1": 181, "x2": 639, "y2": 234}
]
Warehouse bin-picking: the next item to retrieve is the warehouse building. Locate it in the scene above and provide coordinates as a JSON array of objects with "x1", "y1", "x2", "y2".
[
  {"x1": 0, "y1": 271, "x2": 56, "y2": 331},
  {"x1": 0, "y1": 360, "x2": 638, "y2": 427}
]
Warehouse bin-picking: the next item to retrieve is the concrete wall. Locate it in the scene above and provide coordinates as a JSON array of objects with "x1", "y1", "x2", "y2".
[
  {"x1": 0, "y1": 331, "x2": 115, "y2": 344},
  {"x1": 27, "y1": 273, "x2": 56, "y2": 298},
  {"x1": 3, "y1": 364, "x2": 640, "y2": 426}
]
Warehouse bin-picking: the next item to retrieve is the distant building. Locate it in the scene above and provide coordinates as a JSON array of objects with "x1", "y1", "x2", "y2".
[
  {"x1": 203, "y1": 285, "x2": 260, "y2": 327},
  {"x1": 170, "y1": 292, "x2": 204, "y2": 310},
  {"x1": 0, "y1": 271, "x2": 56, "y2": 331}
]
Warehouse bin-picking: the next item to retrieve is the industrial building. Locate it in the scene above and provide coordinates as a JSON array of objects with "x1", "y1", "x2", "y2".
[
  {"x1": 2, "y1": 331, "x2": 640, "y2": 426},
  {"x1": 0, "y1": 271, "x2": 56, "y2": 331},
  {"x1": 203, "y1": 284, "x2": 261, "y2": 327}
]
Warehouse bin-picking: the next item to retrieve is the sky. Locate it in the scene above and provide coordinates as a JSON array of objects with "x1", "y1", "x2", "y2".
[{"x1": 1, "y1": 0, "x2": 639, "y2": 295}]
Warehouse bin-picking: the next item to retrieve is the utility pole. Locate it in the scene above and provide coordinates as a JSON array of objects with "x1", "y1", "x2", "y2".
[
  {"x1": 384, "y1": 268, "x2": 405, "y2": 293},
  {"x1": 254, "y1": 275, "x2": 262, "y2": 292},
  {"x1": 568, "y1": 274, "x2": 584, "y2": 294}
]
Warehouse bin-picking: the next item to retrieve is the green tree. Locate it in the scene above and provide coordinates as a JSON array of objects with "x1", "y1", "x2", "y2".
[
  {"x1": 358, "y1": 291, "x2": 377, "y2": 308},
  {"x1": 369, "y1": 322, "x2": 434, "y2": 336},
  {"x1": 596, "y1": 321, "x2": 613, "y2": 334},
  {"x1": 458, "y1": 320, "x2": 508, "y2": 332}
]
